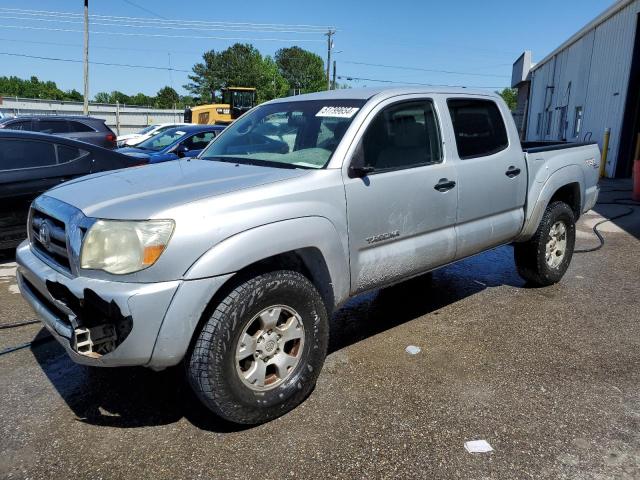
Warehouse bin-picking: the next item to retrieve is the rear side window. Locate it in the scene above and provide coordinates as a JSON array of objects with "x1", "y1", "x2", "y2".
[
  {"x1": 68, "y1": 121, "x2": 95, "y2": 133},
  {"x1": 447, "y1": 99, "x2": 508, "y2": 159},
  {"x1": 56, "y1": 145, "x2": 89, "y2": 163},
  {"x1": 0, "y1": 139, "x2": 57, "y2": 170},
  {"x1": 36, "y1": 120, "x2": 70, "y2": 134}
]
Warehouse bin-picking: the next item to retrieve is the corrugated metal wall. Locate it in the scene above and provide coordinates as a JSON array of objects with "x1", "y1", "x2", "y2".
[
  {"x1": 0, "y1": 97, "x2": 183, "y2": 135},
  {"x1": 525, "y1": 0, "x2": 640, "y2": 176}
]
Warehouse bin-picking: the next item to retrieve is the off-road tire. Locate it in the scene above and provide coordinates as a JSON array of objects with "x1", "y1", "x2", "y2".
[
  {"x1": 514, "y1": 201, "x2": 576, "y2": 286},
  {"x1": 187, "y1": 270, "x2": 329, "y2": 425}
]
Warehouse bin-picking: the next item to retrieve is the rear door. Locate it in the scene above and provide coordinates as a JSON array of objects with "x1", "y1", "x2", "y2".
[
  {"x1": 343, "y1": 97, "x2": 458, "y2": 294},
  {"x1": 445, "y1": 97, "x2": 527, "y2": 259},
  {"x1": 34, "y1": 119, "x2": 70, "y2": 136}
]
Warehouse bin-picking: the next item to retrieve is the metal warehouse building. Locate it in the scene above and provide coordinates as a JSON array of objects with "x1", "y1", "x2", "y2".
[{"x1": 513, "y1": 0, "x2": 640, "y2": 178}]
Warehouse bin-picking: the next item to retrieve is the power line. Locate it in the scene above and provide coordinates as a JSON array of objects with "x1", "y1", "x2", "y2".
[
  {"x1": 0, "y1": 14, "x2": 331, "y2": 35},
  {"x1": 0, "y1": 51, "x2": 192, "y2": 73},
  {"x1": 338, "y1": 74, "x2": 507, "y2": 89},
  {"x1": 0, "y1": 8, "x2": 333, "y2": 31},
  {"x1": 0, "y1": 24, "x2": 326, "y2": 43},
  {"x1": 122, "y1": 0, "x2": 167, "y2": 20},
  {"x1": 0, "y1": 37, "x2": 204, "y2": 55},
  {"x1": 343, "y1": 60, "x2": 509, "y2": 78}
]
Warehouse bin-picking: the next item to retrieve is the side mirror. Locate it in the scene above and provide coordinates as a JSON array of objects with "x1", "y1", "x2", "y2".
[
  {"x1": 175, "y1": 144, "x2": 188, "y2": 158},
  {"x1": 348, "y1": 142, "x2": 375, "y2": 178}
]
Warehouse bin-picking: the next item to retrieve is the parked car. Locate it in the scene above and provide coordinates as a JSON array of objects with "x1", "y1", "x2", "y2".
[
  {"x1": 16, "y1": 87, "x2": 600, "y2": 425},
  {"x1": 0, "y1": 130, "x2": 148, "y2": 250},
  {"x1": 116, "y1": 123, "x2": 188, "y2": 148},
  {"x1": 0, "y1": 115, "x2": 117, "y2": 149},
  {"x1": 116, "y1": 125, "x2": 224, "y2": 163}
]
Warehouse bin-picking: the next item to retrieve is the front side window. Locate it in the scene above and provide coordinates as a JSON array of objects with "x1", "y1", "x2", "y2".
[
  {"x1": 447, "y1": 98, "x2": 508, "y2": 159},
  {"x1": 181, "y1": 131, "x2": 216, "y2": 151},
  {"x1": 200, "y1": 99, "x2": 365, "y2": 169},
  {"x1": 0, "y1": 139, "x2": 57, "y2": 170},
  {"x1": 360, "y1": 100, "x2": 442, "y2": 171},
  {"x1": 4, "y1": 120, "x2": 32, "y2": 131}
]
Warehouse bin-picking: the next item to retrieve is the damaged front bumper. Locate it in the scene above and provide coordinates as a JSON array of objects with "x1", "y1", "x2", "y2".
[{"x1": 16, "y1": 241, "x2": 180, "y2": 367}]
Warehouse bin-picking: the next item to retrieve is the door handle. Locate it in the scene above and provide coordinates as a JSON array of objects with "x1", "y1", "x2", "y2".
[
  {"x1": 434, "y1": 178, "x2": 456, "y2": 192},
  {"x1": 505, "y1": 166, "x2": 521, "y2": 178}
]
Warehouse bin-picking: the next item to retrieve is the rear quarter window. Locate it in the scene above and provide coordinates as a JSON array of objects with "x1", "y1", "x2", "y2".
[
  {"x1": 447, "y1": 99, "x2": 508, "y2": 159},
  {"x1": 68, "y1": 121, "x2": 95, "y2": 133}
]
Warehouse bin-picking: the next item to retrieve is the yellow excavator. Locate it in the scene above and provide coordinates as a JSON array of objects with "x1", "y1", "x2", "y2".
[{"x1": 185, "y1": 87, "x2": 256, "y2": 126}]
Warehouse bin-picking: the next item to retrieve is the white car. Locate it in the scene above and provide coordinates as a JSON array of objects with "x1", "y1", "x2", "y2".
[{"x1": 116, "y1": 123, "x2": 187, "y2": 147}]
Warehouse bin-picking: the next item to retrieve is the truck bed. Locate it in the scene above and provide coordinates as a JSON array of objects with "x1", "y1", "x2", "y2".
[{"x1": 521, "y1": 140, "x2": 598, "y2": 153}]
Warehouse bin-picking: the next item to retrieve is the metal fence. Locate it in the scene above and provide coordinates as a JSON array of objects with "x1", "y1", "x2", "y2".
[{"x1": 0, "y1": 96, "x2": 184, "y2": 135}]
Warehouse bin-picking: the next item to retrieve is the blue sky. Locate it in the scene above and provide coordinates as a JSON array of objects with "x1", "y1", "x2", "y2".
[{"x1": 0, "y1": 0, "x2": 614, "y2": 97}]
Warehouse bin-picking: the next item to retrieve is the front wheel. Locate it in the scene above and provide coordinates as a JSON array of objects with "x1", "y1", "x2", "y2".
[
  {"x1": 514, "y1": 201, "x2": 576, "y2": 286},
  {"x1": 187, "y1": 270, "x2": 329, "y2": 425}
]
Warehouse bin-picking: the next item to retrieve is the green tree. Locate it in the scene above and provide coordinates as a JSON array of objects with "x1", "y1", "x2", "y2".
[
  {"x1": 184, "y1": 43, "x2": 289, "y2": 104},
  {"x1": 129, "y1": 92, "x2": 153, "y2": 106},
  {"x1": 275, "y1": 46, "x2": 325, "y2": 93},
  {"x1": 497, "y1": 87, "x2": 518, "y2": 111},
  {"x1": 155, "y1": 86, "x2": 180, "y2": 108},
  {"x1": 93, "y1": 91, "x2": 111, "y2": 103},
  {"x1": 0, "y1": 75, "x2": 83, "y2": 101}
]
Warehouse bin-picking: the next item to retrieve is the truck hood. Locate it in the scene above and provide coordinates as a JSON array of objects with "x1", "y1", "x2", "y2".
[{"x1": 46, "y1": 159, "x2": 310, "y2": 219}]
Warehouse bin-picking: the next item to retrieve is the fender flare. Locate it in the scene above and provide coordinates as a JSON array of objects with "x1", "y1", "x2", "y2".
[
  {"x1": 184, "y1": 216, "x2": 351, "y2": 307},
  {"x1": 516, "y1": 164, "x2": 585, "y2": 241}
]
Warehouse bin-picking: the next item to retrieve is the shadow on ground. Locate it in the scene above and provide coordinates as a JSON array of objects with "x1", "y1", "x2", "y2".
[
  {"x1": 593, "y1": 179, "x2": 640, "y2": 240},
  {"x1": 30, "y1": 245, "x2": 527, "y2": 433}
]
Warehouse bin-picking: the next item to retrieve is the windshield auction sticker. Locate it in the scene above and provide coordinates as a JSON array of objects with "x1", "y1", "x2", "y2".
[{"x1": 316, "y1": 106, "x2": 360, "y2": 118}]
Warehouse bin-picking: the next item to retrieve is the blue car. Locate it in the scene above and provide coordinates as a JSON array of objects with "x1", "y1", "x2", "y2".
[{"x1": 117, "y1": 125, "x2": 225, "y2": 163}]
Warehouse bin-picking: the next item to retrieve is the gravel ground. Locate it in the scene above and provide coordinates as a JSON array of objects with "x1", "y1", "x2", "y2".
[{"x1": 0, "y1": 181, "x2": 638, "y2": 479}]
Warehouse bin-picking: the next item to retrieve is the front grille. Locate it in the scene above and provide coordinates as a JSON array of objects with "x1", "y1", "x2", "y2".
[
  {"x1": 31, "y1": 209, "x2": 72, "y2": 272},
  {"x1": 21, "y1": 276, "x2": 72, "y2": 329}
]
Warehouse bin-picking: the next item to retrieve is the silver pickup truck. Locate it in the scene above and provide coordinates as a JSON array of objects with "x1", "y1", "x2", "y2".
[{"x1": 16, "y1": 87, "x2": 600, "y2": 424}]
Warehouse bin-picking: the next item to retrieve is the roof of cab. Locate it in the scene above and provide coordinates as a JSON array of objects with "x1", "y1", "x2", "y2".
[{"x1": 266, "y1": 86, "x2": 501, "y2": 104}]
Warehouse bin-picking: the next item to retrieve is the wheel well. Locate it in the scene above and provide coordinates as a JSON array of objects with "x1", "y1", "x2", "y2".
[
  {"x1": 185, "y1": 248, "x2": 335, "y2": 363},
  {"x1": 549, "y1": 182, "x2": 581, "y2": 219}
]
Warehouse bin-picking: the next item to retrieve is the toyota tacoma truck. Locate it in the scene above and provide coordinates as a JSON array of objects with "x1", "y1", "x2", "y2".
[{"x1": 16, "y1": 87, "x2": 600, "y2": 424}]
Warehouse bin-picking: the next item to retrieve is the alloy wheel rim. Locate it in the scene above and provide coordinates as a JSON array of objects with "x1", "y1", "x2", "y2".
[
  {"x1": 545, "y1": 221, "x2": 568, "y2": 268},
  {"x1": 235, "y1": 305, "x2": 305, "y2": 391}
]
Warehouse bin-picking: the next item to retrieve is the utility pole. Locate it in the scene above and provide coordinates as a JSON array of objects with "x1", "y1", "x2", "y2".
[
  {"x1": 325, "y1": 29, "x2": 335, "y2": 91},
  {"x1": 332, "y1": 60, "x2": 337, "y2": 90},
  {"x1": 83, "y1": 0, "x2": 89, "y2": 115}
]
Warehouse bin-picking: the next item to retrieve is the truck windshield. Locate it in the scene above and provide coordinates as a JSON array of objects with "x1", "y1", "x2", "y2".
[{"x1": 199, "y1": 99, "x2": 365, "y2": 169}]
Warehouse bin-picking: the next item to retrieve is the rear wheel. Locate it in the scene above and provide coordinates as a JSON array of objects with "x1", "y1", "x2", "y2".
[
  {"x1": 187, "y1": 270, "x2": 329, "y2": 425},
  {"x1": 514, "y1": 201, "x2": 576, "y2": 286}
]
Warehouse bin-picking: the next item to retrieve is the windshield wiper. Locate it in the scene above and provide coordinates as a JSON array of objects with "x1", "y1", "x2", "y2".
[{"x1": 204, "y1": 156, "x2": 313, "y2": 170}]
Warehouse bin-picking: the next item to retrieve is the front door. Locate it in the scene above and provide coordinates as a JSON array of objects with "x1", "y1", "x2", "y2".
[{"x1": 343, "y1": 98, "x2": 458, "y2": 294}]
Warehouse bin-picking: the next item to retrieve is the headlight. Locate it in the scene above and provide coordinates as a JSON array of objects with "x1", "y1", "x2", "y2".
[{"x1": 80, "y1": 219, "x2": 174, "y2": 274}]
